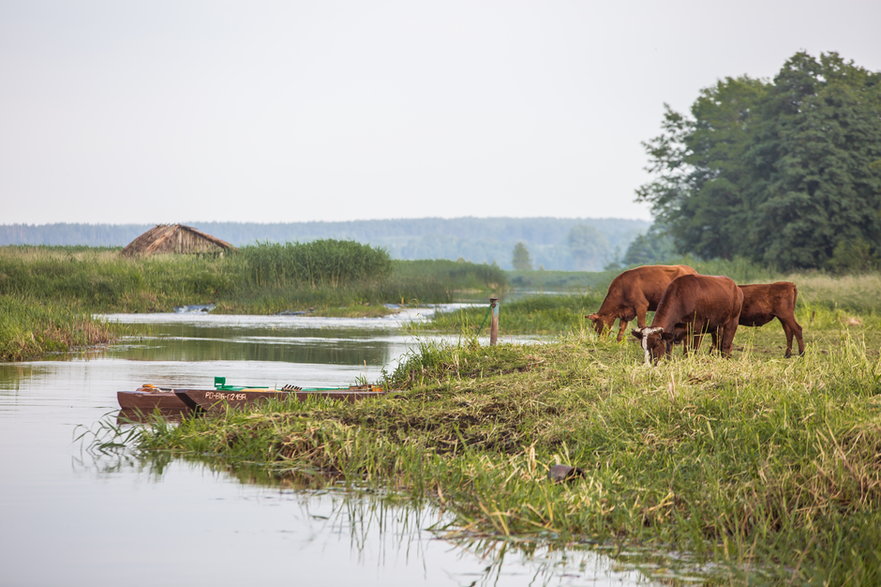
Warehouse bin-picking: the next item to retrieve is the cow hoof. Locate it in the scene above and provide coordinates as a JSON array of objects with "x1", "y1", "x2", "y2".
[{"x1": 548, "y1": 464, "x2": 585, "y2": 483}]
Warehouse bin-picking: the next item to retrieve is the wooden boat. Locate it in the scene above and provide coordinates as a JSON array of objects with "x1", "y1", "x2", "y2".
[
  {"x1": 117, "y1": 384, "x2": 190, "y2": 413},
  {"x1": 117, "y1": 377, "x2": 388, "y2": 415},
  {"x1": 174, "y1": 380, "x2": 387, "y2": 412}
]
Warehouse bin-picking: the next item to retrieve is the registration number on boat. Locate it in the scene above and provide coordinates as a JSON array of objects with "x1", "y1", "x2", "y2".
[{"x1": 205, "y1": 391, "x2": 248, "y2": 401}]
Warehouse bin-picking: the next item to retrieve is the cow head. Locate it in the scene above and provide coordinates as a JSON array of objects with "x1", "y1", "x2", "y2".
[
  {"x1": 587, "y1": 313, "x2": 614, "y2": 336},
  {"x1": 631, "y1": 327, "x2": 675, "y2": 364}
]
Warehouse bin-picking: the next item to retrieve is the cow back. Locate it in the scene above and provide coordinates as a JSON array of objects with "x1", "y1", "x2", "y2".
[
  {"x1": 652, "y1": 274, "x2": 742, "y2": 331},
  {"x1": 738, "y1": 282, "x2": 798, "y2": 324},
  {"x1": 601, "y1": 264, "x2": 697, "y2": 313}
]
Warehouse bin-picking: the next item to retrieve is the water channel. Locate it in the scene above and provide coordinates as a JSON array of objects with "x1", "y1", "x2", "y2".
[{"x1": 0, "y1": 308, "x2": 656, "y2": 586}]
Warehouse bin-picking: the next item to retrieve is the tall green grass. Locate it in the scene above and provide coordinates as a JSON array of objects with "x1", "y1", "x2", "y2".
[
  {"x1": 0, "y1": 294, "x2": 116, "y2": 361},
  {"x1": 240, "y1": 240, "x2": 393, "y2": 288},
  {"x1": 0, "y1": 246, "x2": 235, "y2": 311},
  {"x1": 787, "y1": 272, "x2": 881, "y2": 313},
  {"x1": 0, "y1": 245, "x2": 508, "y2": 315}
]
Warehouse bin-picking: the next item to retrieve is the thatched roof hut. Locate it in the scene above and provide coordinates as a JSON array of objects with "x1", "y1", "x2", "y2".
[{"x1": 121, "y1": 224, "x2": 236, "y2": 257}]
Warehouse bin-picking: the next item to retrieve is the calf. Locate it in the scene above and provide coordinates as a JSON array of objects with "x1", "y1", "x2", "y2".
[
  {"x1": 738, "y1": 282, "x2": 805, "y2": 358},
  {"x1": 631, "y1": 274, "x2": 743, "y2": 363},
  {"x1": 588, "y1": 264, "x2": 697, "y2": 341}
]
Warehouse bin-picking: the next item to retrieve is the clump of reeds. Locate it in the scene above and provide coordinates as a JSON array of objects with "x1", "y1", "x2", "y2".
[
  {"x1": 240, "y1": 240, "x2": 393, "y2": 288},
  {"x1": 0, "y1": 294, "x2": 116, "y2": 360}
]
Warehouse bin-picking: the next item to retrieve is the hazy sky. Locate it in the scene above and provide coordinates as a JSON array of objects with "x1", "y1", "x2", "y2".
[{"x1": 1, "y1": 1, "x2": 879, "y2": 225}]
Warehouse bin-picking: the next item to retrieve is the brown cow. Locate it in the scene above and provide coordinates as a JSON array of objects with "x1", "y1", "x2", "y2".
[
  {"x1": 588, "y1": 264, "x2": 697, "y2": 341},
  {"x1": 631, "y1": 274, "x2": 743, "y2": 363},
  {"x1": 738, "y1": 282, "x2": 805, "y2": 358}
]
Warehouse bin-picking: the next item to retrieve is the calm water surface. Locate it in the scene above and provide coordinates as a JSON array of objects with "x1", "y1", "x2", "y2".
[{"x1": 0, "y1": 308, "x2": 654, "y2": 586}]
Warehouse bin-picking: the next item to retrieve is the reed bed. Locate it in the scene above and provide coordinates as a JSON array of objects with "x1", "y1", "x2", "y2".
[
  {"x1": 0, "y1": 246, "x2": 236, "y2": 311},
  {"x1": 0, "y1": 245, "x2": 504, "y2": 314},
  {"x1": 0, "y1": 244, "x2": 507, "y2": 359},
  {"x1": 130, "y1": 314, "x2": 881, "y2": 583},
  {"x1": 240, "y1": 240, "x2": 393, "y2": 288},
  {"x1": 0, "y1": 294, "x2": 116, "y2": 361}
]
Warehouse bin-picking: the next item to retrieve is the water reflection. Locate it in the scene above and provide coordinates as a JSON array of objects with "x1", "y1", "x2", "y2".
[
  {"x1": 77, "y1": 442, "x2": 656, "y2": 586},
  {"x1": 0, "y1": 310, "x2": 662, "y2": 586}
]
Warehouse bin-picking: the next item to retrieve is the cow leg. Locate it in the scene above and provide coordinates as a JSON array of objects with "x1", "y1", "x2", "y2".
[
  {"x1": 620, "y1": 305, "x2": 647, "y2": 343},
  {"x1": 635, "y1": 305, "x2": 649, "y2": 329},
  {"x1": 719, "y1": 321, "x2": 738, "y2": 358},
  {"x1": 615, "y1": 318, "x2": 629, "y2": 342},
  {"x1": 779, "y1": 316, "x2": 805, "y2": 358},
  {"x1": 781, "y1": 320, "x2": 794, "y2": 358},
  {"x1": 794, "y1": 320, "x2": 805, "y2": 356},
  {"x1": 690, "y1": 321, "x2": 707, "y2": 354}
]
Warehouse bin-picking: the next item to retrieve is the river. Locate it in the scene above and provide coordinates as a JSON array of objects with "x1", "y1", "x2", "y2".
[{"x1": 0, "y1": 308, "x2": 655, "y2": 586}]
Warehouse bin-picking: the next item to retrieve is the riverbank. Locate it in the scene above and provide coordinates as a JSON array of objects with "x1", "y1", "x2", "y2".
[
  {"x1": 0, "y1": 295, "x2": 116, "y2": 361},
  {"x1": 0, "y1": 245, "x2": 507, "y2": 360},
  {"x1": 129, "y1": 311, "x2": 881, "y2": 584}
]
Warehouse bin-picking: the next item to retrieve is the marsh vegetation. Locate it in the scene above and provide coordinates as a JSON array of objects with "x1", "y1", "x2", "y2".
[
  {"x1": 0, "y1": 244, "x2": 506, "y2": 359},
  {"x1": 120, "y1": 278, "x2": 881, "y2": 583}
]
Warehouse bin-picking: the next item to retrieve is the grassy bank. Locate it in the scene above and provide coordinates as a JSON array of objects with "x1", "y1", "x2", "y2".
[
  {"x1": 126, "y1": 311, "x2": 881, "y2": 583},
  {"x1": 0, "y1": 295, "x2": 116, "y2": 361},
  {"x1": 0, "y1": 246, "x2": 508, "y2": 358}
]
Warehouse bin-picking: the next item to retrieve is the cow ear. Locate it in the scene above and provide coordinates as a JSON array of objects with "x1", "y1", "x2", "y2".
[
  {"x1": 588, "y1": 313, "x2": 599, "y2": 320},
  {"x1": 661, "y1": 332, "x2": 675, "y2": 341},
  {"x1": 631, "y1": 329, "x2": 643, "y2": 339}
]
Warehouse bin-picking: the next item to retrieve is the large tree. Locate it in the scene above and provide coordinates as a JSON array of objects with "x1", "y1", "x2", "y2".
[{"x1": 637, "y1": 52, "x2": 881, "y2": 270}]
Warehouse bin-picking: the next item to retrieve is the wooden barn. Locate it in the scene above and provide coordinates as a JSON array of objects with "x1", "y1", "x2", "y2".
[{"x1": 121, "y1": 224, "x2": 236, "y2": 257}]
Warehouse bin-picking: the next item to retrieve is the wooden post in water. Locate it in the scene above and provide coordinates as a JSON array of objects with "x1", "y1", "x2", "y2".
[{"x1": 489, "y1": 297, "x2": 499, "y2": 346}]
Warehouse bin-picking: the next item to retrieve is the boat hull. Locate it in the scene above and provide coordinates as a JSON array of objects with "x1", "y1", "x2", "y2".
[
  {"x1": 116, "y1": 388, "x2": 191, "y2": 413},
  {"x1": 174, "y1": 386, "x2": 386, "y2": 412}
]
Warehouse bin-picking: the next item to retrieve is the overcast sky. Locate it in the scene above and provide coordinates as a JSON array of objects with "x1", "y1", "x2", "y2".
[{"x1": 1, "y1": 1, "x2": 879, "y2": 225}]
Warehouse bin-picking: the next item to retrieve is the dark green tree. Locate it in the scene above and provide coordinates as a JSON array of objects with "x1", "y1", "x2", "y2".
[
  {"x1": 637, "y1": 51, "x2": 881, "y2": 270},
  {"x1": 511, "y1": 242, "x2": 533, "y2": 270},
  {"x1": 620, "y1": 224, "x2": 679, "y2": 266}
]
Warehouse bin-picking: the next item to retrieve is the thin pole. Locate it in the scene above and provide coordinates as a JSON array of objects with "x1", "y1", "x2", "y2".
[{"x1": 489, "y1": 297, "x2": 499, "y2": 346}]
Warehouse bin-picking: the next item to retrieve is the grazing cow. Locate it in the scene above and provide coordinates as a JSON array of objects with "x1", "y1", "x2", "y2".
[
  {"x1": 738, "y1": 282, "x2": 805, "y2": 358},
  {"x1": 631, "y1": 274, "x2": 743, "y2": 363},
  {"x1": 588, "y1": 264, "x2": 697, "y2": 341}
]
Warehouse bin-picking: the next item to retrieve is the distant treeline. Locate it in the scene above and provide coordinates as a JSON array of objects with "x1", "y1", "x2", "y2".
[{"x1": 0, "y1": 217, "x2": 649, "y2": 271}]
